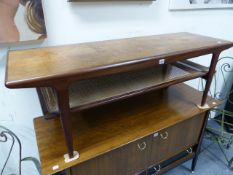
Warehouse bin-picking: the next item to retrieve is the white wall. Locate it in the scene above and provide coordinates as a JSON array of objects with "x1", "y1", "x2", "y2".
[{"x1": 0, "y1": 0, "x2": 233, "y2": 174}]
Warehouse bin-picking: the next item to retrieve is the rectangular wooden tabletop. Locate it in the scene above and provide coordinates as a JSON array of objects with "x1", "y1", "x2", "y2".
[
  {"x1": 34, "y1": 83, "x2": 220, "y2": 175},
  {"x1": 6, "y1": 32, "x2": 233, "y2": 88}
]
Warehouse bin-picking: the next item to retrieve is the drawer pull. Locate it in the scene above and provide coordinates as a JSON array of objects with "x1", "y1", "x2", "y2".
[
  {"x1": 186, "y1": 148, "x2": 193, "y2": 154},
  {"x1": 153, "y1": 132, "x2": 159, "y2": 138},
  {"x1": 137, "y1": 142, "x2": 147, "y2": 151},
  {"x1": 160, "y1": 131, "x2": 168, "y2": 140},
  {"x1": 153, "y1": 165, "x2": 161, "y2": 174}
]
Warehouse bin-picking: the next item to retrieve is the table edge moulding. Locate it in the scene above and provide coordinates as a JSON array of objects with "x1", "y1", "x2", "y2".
[{"x1": 5, "y1": 32, "x2": 233, "y2": 160}]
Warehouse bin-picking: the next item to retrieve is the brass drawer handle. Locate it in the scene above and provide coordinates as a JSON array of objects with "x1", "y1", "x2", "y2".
[
  {"x1": 186, "y1": 147, "x2": 193, "y2": 154},
  {"x1": 160, "y1": 131, "x2": 168, "y2": 140},
  {"x1": 137, "y1": 141, "x2": 147, "y2": 151}
]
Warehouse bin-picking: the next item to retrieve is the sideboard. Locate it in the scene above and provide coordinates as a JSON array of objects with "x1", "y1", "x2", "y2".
[{"x1": 34, "y1": 84, "x2": 219, "y2": 175}]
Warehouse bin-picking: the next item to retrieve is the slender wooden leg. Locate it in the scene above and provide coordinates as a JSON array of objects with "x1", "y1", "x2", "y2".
[
  {"x1": 162, "y1": 64, "x2": 169, "y2": 80},
  {"x1": 56, "y1": 87, "x2": 74, "y2": 158},
  {"x1": 201, "y1": 52, "x2": 220, "y2": 106},
  {"x1": 162, "y1": 64, "x2": 169, "y2": 93},
  {"x1": 191, "y1": 111, "x2": 209, "y2": 171}
]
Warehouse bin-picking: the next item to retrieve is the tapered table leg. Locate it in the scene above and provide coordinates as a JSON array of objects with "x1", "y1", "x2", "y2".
[
  {"x1": 201, "y1": 52, "x2": 220, "y2": 106},
  {"x1": 56, "y1": 86, "x2": 74, "y2": 158},
  {"x1": 191, "y1": 111, "x2": 209, "y2": 171}
]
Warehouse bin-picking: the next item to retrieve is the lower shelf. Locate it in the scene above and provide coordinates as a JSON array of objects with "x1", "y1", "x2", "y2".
[{"x1": 37, "y1": 60, "x2": 208, "y2": 115}]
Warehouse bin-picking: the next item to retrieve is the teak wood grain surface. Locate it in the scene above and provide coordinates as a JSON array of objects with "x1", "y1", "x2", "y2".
[
  {"x1": 5, "y1": 32, "x2": 233, "y2": 88},
  {"x1": 34, "y1": 84, "x2": 220, "y2": 175}
]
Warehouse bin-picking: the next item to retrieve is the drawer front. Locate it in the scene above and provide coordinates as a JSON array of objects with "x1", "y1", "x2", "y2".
[
  {"x1": 148, "y1": 113, "x2": 205, "y2": 166},
  {"x1": 71, "y1": 136, "x2": 151, "y2": 175}
]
